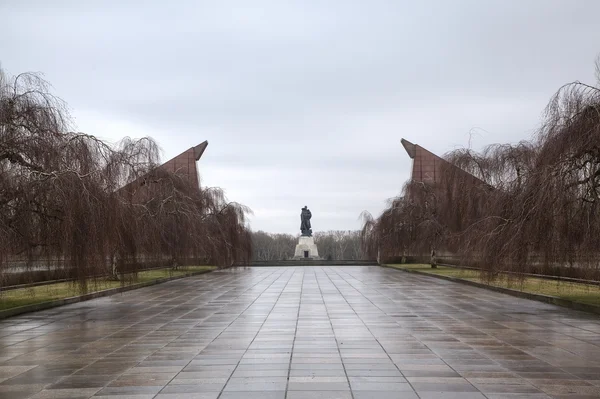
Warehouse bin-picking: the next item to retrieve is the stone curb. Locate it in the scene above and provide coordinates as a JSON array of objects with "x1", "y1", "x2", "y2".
[
  {"x1": 380, "y1": 264, "x2": 600, "y2": 315},
  {"x1": 236, "y1": 261, "x2": 379, "y2": 267},
  {"x1": 0, "y1": 269, "x2": 214, "y2": 320}
]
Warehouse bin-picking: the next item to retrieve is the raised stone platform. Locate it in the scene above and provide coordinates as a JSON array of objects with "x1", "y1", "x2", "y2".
[
  {"x1": 236, "y1": 259, "x2": 379, "y2": 266},
  {"x1": 293, "y1": 236, "x2": 320, "y2": 259}
]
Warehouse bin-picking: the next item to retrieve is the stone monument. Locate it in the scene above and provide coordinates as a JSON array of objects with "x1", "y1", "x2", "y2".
[{"x1": 294, "y1": 206, "x2": 320, "y2": 259}]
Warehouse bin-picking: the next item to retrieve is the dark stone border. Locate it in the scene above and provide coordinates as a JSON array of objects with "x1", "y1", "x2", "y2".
[
  {"x1": 381, "y1": 264, "x2": 600, "y2": 315},
  {"x1": 0, "y1": 269, "x2": 214, "y2": 320},
  {"x1": 236, "y1": 260, "x2": 379, "y2": 267}
]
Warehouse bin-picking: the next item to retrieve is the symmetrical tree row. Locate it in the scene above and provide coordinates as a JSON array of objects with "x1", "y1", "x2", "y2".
[
  {"x1": 362, "y1": 61, "x2": 600, "y2": 280},
  {"x1": 0, "y1": 70, "x2": 252, "y2": 290}
]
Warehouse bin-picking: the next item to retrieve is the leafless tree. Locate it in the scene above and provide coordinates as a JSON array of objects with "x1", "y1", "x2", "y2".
[
  {"x1": 251, "y1": 230, "x2": 363, "y2": 260},
  {"x1": 362, "y1": 59, "x2": 600, "y2": 281},
  {"x1": 314, "y1": 230, "x2": 362, "y2": 260},
  {"x1": 250, "y1": 231, "x2": 296, "y2": 260},
  {"x1": 0, "y1": 68, "x2": 252, "y2": 291}
]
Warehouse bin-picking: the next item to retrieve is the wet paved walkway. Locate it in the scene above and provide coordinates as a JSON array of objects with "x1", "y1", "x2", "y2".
[{"x1": 1, "y1": 266, "x2": 600, "y2": 399}]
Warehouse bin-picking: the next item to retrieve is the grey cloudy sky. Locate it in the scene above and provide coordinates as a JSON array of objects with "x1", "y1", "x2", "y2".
[{"x1": 1, "y1": 1, "x2": 599, "y2": 234}]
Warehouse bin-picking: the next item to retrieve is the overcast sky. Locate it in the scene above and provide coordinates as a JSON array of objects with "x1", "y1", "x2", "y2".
[{"x1": 1, "y1": 1, "x2": 599, "y2": 234}]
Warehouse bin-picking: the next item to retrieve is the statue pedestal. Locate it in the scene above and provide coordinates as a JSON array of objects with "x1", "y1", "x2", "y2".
[{"x1": 293, "y1": 236, "x2": 320, "y2": 259}]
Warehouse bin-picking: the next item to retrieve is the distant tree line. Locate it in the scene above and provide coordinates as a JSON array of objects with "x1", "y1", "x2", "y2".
[
  {"x1": 251, "y1": 230, "x2": 362, "y2": 260},
  {"x1": 362, "y1": 59, "x2": 600, "y2": 281},
  {"x1": 251, "y1": 232, "x2": 297, "y2": 261}
]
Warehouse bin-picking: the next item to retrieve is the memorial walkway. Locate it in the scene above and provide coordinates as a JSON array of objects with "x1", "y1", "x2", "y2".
[{"x1": 1, "y1": 266, "x2": 599, "y2": 398}]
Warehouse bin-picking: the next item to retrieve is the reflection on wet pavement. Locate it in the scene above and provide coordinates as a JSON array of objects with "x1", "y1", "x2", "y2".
[{"x1": 1, "y1": 266, "x2": 599, "y2": 398}]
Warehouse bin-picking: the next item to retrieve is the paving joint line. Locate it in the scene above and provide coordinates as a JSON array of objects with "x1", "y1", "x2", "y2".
[
  {"x1": 284, "y1": 267, "x2": 304, "y2": 399},
  {"x1": 333, "y1": 267, "x2": 588, "y2": 398},
  {"x1": 371, "y1": 267, "x2": 598, "y2": 385},
  {"x1": 326, "y1": 266, "x2": 476, "y2": 399},
  {"x1": 314, "y1": 266, "x2": 356, "y2": 399},
  {"x1": 213, "y1": 267, "x2": 297, "y2": 399}
]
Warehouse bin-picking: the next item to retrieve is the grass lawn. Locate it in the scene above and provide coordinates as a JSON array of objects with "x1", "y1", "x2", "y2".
[
  {"x1": 386, "y1": 264, "x2": 600, "y2": 306},
  {"x1": 0, "y1": 266, "x2": 216, "y2": 311}
]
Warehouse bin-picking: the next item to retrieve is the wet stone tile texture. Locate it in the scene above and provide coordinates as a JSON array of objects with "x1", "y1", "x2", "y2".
[{"x1": 1, "y1": 266, "x2": 600, "y2": 399}]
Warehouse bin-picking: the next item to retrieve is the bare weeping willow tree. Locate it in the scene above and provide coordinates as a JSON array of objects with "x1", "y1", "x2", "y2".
[
  {"x1": 360, "y1": 181, "x2": 444, "y2": 263},
  {"x1": 0, "y1": 69, "x2": 251, "y2": 291},
  {"x1": 363, "y1": 60, "x2": 600, "y2": 280},
  {"x1": 440, "y1": 141, "x2": 537, "y2": 277},
  {"x1": 113, "y1": 168, "x2": 252, "y2": 279}
]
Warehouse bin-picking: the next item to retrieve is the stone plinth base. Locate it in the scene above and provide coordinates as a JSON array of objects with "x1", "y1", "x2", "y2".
[{"x1": 293, "y1": 236, "x2": 320, "y2": 259}]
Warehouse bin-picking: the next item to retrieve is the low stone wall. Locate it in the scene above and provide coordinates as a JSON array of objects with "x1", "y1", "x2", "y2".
[{"x1": 235, "y1": 260, "x2": 379, "y2": 267}]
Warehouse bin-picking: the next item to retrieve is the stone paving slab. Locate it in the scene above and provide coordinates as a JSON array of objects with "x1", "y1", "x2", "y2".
[{"x1": 1, "y1": 266, "x2": 600, "y2": 398}]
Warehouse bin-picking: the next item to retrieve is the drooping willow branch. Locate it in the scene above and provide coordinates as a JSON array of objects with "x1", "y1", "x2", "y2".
[
  {"x1": 0, "y1": 68, "x2": 252, "y2": 292},
  {"x1": 362, "y1": 60, "x2": 600, "y2": 281}
]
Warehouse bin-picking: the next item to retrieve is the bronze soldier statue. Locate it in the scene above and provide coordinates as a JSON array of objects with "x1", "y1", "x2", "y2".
[{"x1": 300, "y1": 206, "x2": 312, "y2": 237}]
